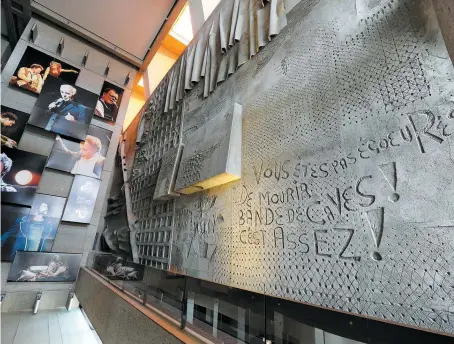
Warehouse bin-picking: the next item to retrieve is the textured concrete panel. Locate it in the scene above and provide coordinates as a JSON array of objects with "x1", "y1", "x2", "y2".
[
  {"x1": 126, "y1": 0, "x2": 454, "y2": 336},
  {"x1": 1, "y1": 263, "x2": 10, "y2": 290},
  {"x1": 90, "y1": 170, "x2": 112, "y2": 226},
  {"x1": 52, "y1": 223, "x2": 88, "y2": 253},
  {"x1": 39, "y1": 290, "x2": 70, "y2": 309},
  {"x1": 103, "y1": 125, "x2": 122, "y2": 173},
  {"x1": 433, "y1": 0, "x2": 454, "y2": 63},
  {"x1": 0, "y1": 40, "x2": 28, "y2": 86},
  {"x1": 2, "y1": 277, "x2": 74, "y2": 293},
  {"x1": 0, "y1": 82, "x2": 35, "y2": 112},
  {"x1": 154, "y1": 144, "x2": 184, "y2": 200},
  {"x1": 75, "y1": 68, "x2": 105, "y2": 95},
  {"x1": 17, "y1": 125, "x2": 56, "y2": 156},
  {"x1": 175, "y1": 103, "x2": 242, "y2": 194},
  {"x1": 1, "y1": 292, "x2": 36, "y2": 312},
  {"x1": 37, "y1": 169, "x2": 74, "y2": 198}
]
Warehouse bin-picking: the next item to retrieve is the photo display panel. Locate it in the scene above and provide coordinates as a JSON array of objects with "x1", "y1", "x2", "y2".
[
  {"x1": 94, "y1": 81, "x2": 124, "y2": 123},
  {"x1": 7, "y1": 251, "x2": 82, "y2": 282},
  {"x1": 29, "y1": 76, "x2": 98, "y2": 140},
  {"x1": 1, "y1": 147, "x2": 48, "y2": 206},
  {"x1": 1, "y1": 204, "x2": 30, "y2": 261},
  {"x1": 62, "y1": 175, "x2": 101, "y2": 223},
  {"x1": 93, "y1": 254, "x2": 145, "y2": 281},
  {"x1": 9, "y1": 46, "x2": 79, "y2": 95},
  {"x1": 1, "y1": 106, "x2": 31, "y2": 149},
  {"x1": 46, "y1": 125, "x2": 112, "y2": 178},
  {"x1": 0, "y1": 194, "x2": 66, "y2": 261}
]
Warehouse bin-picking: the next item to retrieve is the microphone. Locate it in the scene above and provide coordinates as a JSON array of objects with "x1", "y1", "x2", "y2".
[{"x1": 54, "y1": 98, "x2": 64, "y2": 107}]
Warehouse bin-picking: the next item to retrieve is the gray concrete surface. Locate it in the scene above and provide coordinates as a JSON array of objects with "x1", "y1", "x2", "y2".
[{"x1": 124, "y1": 0, "x2": 454, "y2": 335}]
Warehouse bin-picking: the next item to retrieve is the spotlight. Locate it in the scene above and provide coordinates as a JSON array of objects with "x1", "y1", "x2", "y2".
[{"x1": 15, "y1": 170, "x2": 32, "y2": 185}]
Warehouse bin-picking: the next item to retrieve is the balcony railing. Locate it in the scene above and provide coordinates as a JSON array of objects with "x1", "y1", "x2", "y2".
[{"x1": 86, "y1": 251, "x2": 453, "y2": 344}]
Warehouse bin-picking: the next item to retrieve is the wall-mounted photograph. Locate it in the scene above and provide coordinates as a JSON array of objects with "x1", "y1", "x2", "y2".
[
  {"x1": 94, "y1": 81, "x2": 124, "y2": 122},
  {"x1": 1, "y1": 204, "x2": 30, "y2": 261},
  {"x1": 7, "y1": 251, "x2": 82, "y2": 282},
  {"x1": 1, "y1": 147, "x2": 47, "y2": 206},
  {"x1": 28, "y1": 76, "x2": 98, "y2": 140},
  {"x1": 9, "y1": 46, "x2": 79, "y2": 95},
  {"x1": 93, "y1": 254, "x2": 144, "y2": 280},
  {"x1": 1, "y1": 194, "x2": 66, "y2": 261},
  {"x1": 1, "y1": 106, "x2": 30, "y2": 149},
  {"x1": 62, "y1": 175, "x2": 101, "y2": 223},
  {"x1": 46, "y1": 125, "x2": 112, "y2": 178}
]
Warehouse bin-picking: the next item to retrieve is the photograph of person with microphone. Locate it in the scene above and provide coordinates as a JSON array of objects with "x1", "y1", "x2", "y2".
[{"x1": 28, "y1": 76, "x2": 98, "y2": 140}]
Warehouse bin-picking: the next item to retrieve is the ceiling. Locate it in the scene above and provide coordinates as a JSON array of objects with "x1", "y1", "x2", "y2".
[{"x1": 32, "y1": 0, "x2": 179, "y2": 66}]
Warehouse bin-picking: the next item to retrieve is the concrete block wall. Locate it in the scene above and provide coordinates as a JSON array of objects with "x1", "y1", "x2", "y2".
[
  {"x1": 76, "y1": 269, "x2": 184, "y2": 344},
  {"x1": 0, "y1": 16, "x2": 136, "y2": 311}
]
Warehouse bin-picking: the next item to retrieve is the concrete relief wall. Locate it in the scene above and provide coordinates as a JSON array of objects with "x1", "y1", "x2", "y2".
[
  {"x1": 1, "y1": 17, "x2": 136, "y2": 310},
  {"x1": 125, "y1": 0, "x2": 454, "y2": 336}
]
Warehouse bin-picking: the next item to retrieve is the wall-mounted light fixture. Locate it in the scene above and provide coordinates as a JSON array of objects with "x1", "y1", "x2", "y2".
[
  {"x1": 124, "y1": 70, "x2": 132, "y2": 86},
  {"x1": 66, "y1": 291, "x2": 74, "y2": 310},
  {"x1": 33, "y1": 292, "x2": 42, "y2": 314},
  {"x1": 29, "y1": 23, "x2": 38, "y2": 42},
  {"x1": 81, "y1": 50, "x2": 89, "y2": 66},
  {"x1": 57, "y1": 38, "x2": 64, "y2": 55},
  {"x1": 104, "y1": 61, "x2": 111, "y2": 77}
]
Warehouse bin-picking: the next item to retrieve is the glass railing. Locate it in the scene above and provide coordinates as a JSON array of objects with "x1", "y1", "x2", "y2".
[{"x1": 86, "y1": 252, "x2": 453, "y2": 344}]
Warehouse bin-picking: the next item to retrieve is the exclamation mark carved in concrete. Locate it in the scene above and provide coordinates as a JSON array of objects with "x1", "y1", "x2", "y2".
[
  {"x1": 379, "y1": 162, "x2": 400, "y2": 202},
  {"x1": 364, "y1": 207, "x2": 384, "y2": 261}
]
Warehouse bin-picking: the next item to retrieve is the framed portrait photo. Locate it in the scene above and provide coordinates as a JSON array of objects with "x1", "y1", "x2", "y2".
[
  {"x1": 62, "y1": 175, "x2": 101, "y2": 223},
  {"x1": 8, "y1": 46, "x2": 80, "y2": 95},
  {"x1": 0, "y1": 194, "x2": 66, "y2": 262},
  {"x1": 1, "y1": 106, "x2": 30, "y2": 149},
  {"x1": 1, "y1": 147, "x2": 48, "y2": 206},
  {"x1": 28, "y1": 76, "x2": 98, "y2": 140},
  {"x1": 46, "y1": 125, "x2": 112, "y2": 179},
  {"x1": 94, "y1": 81, "x2": 124, "y2": 123},
  {"x1": 7, "y1": 251, "x2": 82, "y2": 282},
  {"x1": 1, "y1": 204, "x2": 30, "y2": 261},
  {"x1": 93, "y1": 254, "x2": 144, "y2": 281}
]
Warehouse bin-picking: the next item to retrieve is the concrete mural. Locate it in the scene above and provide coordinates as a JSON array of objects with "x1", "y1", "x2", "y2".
[
  {"x1": 175, "y1": 102, "x2": 242, "y2": 194},
  {"x1": 125, "y1": 0, "x2": 454, "y2": 335}
]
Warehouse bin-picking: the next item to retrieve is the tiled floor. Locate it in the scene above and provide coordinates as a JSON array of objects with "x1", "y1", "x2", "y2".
[{"x1": 1, "y1": 308, "x2": 102, "y2": 344}]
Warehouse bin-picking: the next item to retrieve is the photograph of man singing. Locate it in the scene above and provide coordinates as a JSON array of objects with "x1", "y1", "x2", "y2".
[{"x1": 36, "y1": 84, "x2": 89, "y2": 139}]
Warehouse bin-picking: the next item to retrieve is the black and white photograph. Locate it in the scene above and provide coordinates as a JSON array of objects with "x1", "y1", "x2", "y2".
[
  {"x1": 62, "y1": 175, "x2": 101, "y2": 223},
  {"x1": 46, "y1": 125, "x2": 112, "y2": 178},
  {"x1": 28, "y1": 76, "x2": 98, "y2": 140},
  {"x1": 1, "y1": 106, "x2": 30, "y2": 149},
  {"x1": 7, "y1": 251, "x2": 82, "y2": 282},
  {"x1": 1, "y1": 194, "x2": 65, "y2": 261},
  {"x1": 1, "y1": 147, "x2": 48, "y2": 206},
  {"x1": 94, "y1": 81, "x2": 124, "y2": 122},
  {"x1": 1, "y1": 204, "x2": 30, "y2": 261},
  {"x1": 8, "y1": 46, "x2": 79, "y2": 95},
  {"x1": 93, "y1": 254, "x2": 144, "y2": 280}
]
